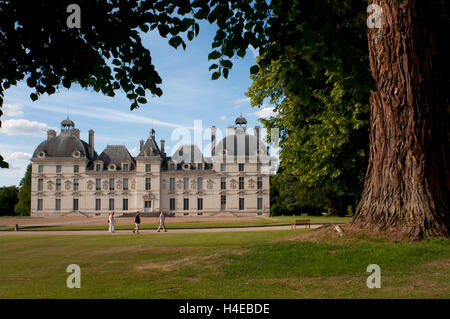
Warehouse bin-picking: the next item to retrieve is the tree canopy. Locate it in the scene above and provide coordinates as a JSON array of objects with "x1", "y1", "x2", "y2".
[{"x1": 14, "y1": 163, "x2": 31, "y2": 216}]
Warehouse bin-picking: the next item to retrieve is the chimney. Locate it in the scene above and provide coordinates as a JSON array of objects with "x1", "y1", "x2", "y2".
[
  {"x1": 47, "y1": 130, "x2": 56, "y2": 140},
  {"x1": 226, "y1": 126, "x2": 235, "y2": 136},
  {"x1": 160, "y1": 140, "x2": 165, "y2": 155},
  {"x1": 88, "y1": 129, "x2": 94, "y2": 148},
  {"x1": 140, "y1": 139, "x2": 144, "y2": 152},
  {"x1": 211, "y1": 126, "x2": 216, "y2": 156},
  {"x1": 255, "y1": 126, "x2": 260, "y2": 153}
]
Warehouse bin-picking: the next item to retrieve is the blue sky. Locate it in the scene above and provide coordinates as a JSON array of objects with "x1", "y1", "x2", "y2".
[{"x1": 0, "y1": 21, "x2": 277, "y2": 187}]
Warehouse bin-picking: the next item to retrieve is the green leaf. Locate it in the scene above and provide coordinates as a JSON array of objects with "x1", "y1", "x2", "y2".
[
  {"x1": 250, "y1": 65, "x2": 260, "y2": 75},
  {"x1": 220, "y1": 59, "x2": 233, "y2": 69},
  {"x1": 137, "y1": 97, "x2": 147, "y2": 104},
  {"x1": 30, "y1": 93, "x2": 38, "y2": 101},
  {"x1": 209, "y1": 64, "x2": 218, "y2": 71},
  {"x1": 223, "y1": 68, "x2": 229, "y2": 79},
  {"x1": 211, "y1": 72, "x2": 221, "y2": 80},
  {"x1": 208, "y1": 50, "x2": 221, "y2": 60},
  {"x1": 187, "y1": 30, "x2": 194, "y2": 41}
]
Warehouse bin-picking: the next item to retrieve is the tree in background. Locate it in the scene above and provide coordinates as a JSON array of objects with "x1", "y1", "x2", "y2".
[
  {"x1": 14, "y1": 164, "x2": 31, "y2": 216},
  {"x1": 0, "y1": 185, "x2": 18, "y2": 215}
]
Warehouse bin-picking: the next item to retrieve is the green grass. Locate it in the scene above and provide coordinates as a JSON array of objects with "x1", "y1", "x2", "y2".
[
  {"x1": 0, "y1": 229, "x2": 448, "y2": 298},
  {"x1": 1, "y1": 216, "x2": 351, "y2": 232}
]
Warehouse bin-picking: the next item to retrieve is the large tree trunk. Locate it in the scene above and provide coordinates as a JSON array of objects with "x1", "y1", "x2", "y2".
[{"x1": 353, "y1": 0, "x2": 450, "y2": 239}]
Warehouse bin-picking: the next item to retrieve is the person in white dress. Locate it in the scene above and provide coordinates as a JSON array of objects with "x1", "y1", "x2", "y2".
[
  {"x1": 157, "y1": 211, "x2": 167, "y2": 232},
  {"x1": 108, "y1": 212, "x2": 116, "y2": 233}
]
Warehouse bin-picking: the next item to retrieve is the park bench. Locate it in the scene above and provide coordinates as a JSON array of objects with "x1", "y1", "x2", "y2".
[{"x1": 291, "y1": 219, "x2": 311, "y2": 229}]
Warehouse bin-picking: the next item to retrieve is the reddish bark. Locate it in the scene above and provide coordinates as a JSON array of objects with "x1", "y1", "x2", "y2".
[{"x1": 353, "y1": 0, "x2": 450, "y2": 239}]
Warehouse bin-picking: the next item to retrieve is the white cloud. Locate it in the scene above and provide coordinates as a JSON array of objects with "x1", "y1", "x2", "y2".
[
  {"x1": 249, "y1": 45, "x2": 259, "y2": 58},
  {"x1": 220, "y1": 115, "x2": 227, "y2": 121},
  {"x1": 3, "y1": 103, "x2": 24, "y2": 117},
  {"x1": 233, "y1": 97, "x2": 250, "y2": 109},
  {"x1": 251, "y1": 107, "x2": 277, "y2": 118},
  {"x1": 129, "y1": 147, "x2": 139, "y2": 156},
  {"x1": 7, "y1": 152, "x2": 32, "y2": 161},
  {"x1": 28, "y1": 104, "x2": 189, "y2": 129},
  {"x1": 1, "y1": 119, "x2": 54, "y2": 136}
]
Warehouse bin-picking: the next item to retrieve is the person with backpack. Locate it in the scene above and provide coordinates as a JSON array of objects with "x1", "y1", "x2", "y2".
[{"x1": 133, "y1": 212, "x2": 141, "y2": 234}]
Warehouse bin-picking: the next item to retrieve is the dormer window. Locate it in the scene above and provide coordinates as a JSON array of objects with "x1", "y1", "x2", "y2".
[
  {"x1": 198, "y1": 163, "x2": 202, "y2": 170},
  {"x1": 170, "y1": 163, "x2": 175, "y2": 170},
  {"x1": 39, "y1": 152, "x2": 45, "y2": 158},
  {"x1": 72, "y1": 151, "x2": 80, "y2": 158},
  {"x1": 122, "y1": 163, "x2": 129, "y2": 171},
  {"x1": 108, "y1": 164, "x2": 116, "y2": 171},
  {"x1": 95, "y1": 164, "x2": 102, "y2": 172},
  {"x1": 179, "y1": 149, "x2": 183, "y2": 156},
  {"x1": 183, "y1": 164, "x2": 189, "y2": 170}
]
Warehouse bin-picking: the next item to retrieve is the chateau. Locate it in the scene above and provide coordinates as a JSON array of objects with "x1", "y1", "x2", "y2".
[{"x1": 30, "y1": 116, "x2": 270, "y2": 217}]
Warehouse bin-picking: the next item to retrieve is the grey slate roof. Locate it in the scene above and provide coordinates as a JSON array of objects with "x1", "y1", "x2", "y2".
[
  {"x1": 138, "y1": 134, "x2": 162, "y2": 157},
  {"x1": 171, "y1": 144, "x2": 204, "y2": 164},
  {"x1": 99, "y1": 145, "x2": 136, "y2": 170},
  {"x1": 215, "y1": 129, "x2": 267, "y2": 157},
  {"x1": 32, "y1": 131, "x2": 97, "y2": 160}
]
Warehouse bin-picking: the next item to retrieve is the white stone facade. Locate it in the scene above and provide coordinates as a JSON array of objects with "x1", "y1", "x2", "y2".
[{"x1": 30, "y1": 117, "x2": 270, "y2": 217}]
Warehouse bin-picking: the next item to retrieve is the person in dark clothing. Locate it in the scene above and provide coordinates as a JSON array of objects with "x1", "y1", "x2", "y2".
[{"x1": 133, "y1": 212, "x2": 141, "y2": 234}]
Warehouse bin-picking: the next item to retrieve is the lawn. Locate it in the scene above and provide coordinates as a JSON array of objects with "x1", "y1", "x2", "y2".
[
  {"x1": 0, "y1": 229, "x2": 448, "y2": 298},
  {"x1": 0, "y1": 215, "x2": 352, "y2": 232}
]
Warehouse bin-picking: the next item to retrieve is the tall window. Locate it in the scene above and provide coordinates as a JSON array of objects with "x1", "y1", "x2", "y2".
[
  {"x1": 96, "y1": 164, "x2": 102, "y2": 171},
  {"x1": 123, "y1": 198, "x2": 128, "y2": 211},
  {"x1": 197, "y1": 177, "x2": 203, "y2": 190},
  {"x1": 56, "y1": 179, "x2": 61, "y2": 191},
  {"x1": 123, "y1": 178, "x2": 128, "y2": 191},
  {"x1": 123, "y1": 163, "x2": 129, "y2": 171},
  {"x1": 169, "y1": 178, "x2": 175, "y2": 191},
  {"x1": 257, "y1": 163, "x2": 262, "y2": 172},
  {"x1": 145, "y1": 164, "x2": 151, "y2": 172},
  {"x1": 221, "y1": 177, "x2": 226, "y2": 190},
  {"x1": 38, "y1": 165, "x2": 43, "y2": 173},
  {"x1": 109, "y1": 198, "x2": 114, "y2": 210},
  {"x1": 239, "y1": 163, "x2": 244, "y2": 172},
  {"x1": 73, "y1": 198, "x2": 79, "y2": 211},
  {"x1": 144, "y1": 201, "x2": 152, "y2": 209},
  {"x1": 198, "y1": 163, "x2": 202, "y2": 170},
  {"x1": 38, "y1": 179, "x2": 43, "y2": 191},
  {"x1": 55, "y1": 198, "x2": 61, "y2": 211},
  {"x1": 239, "y1": 197, "x2": 244, "y2": 210},
  {"x1": 73, "y1": 179, "x2": 79, "y2": 191},
  {"x1": 95, "y1": 198, "x2": 101, "y2": 211},
  {"x1": 56, "y1": 165, "x2": 61, "y2": 173},
  {"x1": 170, "y1": 198, "x2": 176, "y2": 210},
  {"x1": 183, "y1": 198, "x2": 189, "y2": 210},
  {"x1": 257, "y1": 177, "x2": 263, "y2": 190},
  {"x1": 95, "y1": 178, "x2": 101, "y2": 191},
  {"x1": 37, "y1": 198, "x2": 43, "y2": 211},
  {"x1": 109, "y1": 178, "x2": 114, "y2": 190},
  {"x1": 74, "y1": 165, "x2": 79, "y2": 173},
  {"x1": 197, "y1": 198, "x2": 203, "y2": 210},
  {"x1": 239, "y1": 177, "x2": 244, "y2": 190},
  {"x1": 183, "y1": 178, "x2": 189, "y2": 190},
  {"x1": 220, "y1": 195, "x2": 226, "y2": 211},
  {"x1": 257, "y1": 197, "x2": 263, "y2": 210},
  {"x1": 220, "y1": 163, "x2": 226, "y2": 172},
  {"x1": 145, "y1": 178, "x2": 151, "y2": 190}
]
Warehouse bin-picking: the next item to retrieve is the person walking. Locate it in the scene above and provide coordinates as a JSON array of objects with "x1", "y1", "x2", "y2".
[
  {"x1": 133, "y1": 212, "x2": 141, "y2": 234},
  {"x1": 108, "y1": 212, "x2": 116, "y2": 233},
  {"x1": 157, "y1": 211, "x2": 167, "y2": 232}
]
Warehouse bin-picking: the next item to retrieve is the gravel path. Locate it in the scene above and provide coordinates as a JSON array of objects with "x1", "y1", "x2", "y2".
[{"x1": 0, "y1": 224, "x2": 319, "y2": 236}]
